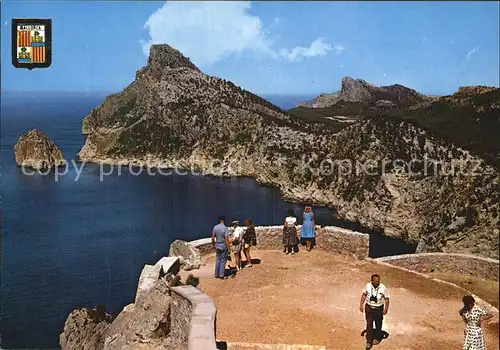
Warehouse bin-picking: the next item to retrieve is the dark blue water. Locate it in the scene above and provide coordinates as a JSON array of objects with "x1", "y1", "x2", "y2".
[{"x1": 0, "y1": 92, "x2": 415, "y2": 349}]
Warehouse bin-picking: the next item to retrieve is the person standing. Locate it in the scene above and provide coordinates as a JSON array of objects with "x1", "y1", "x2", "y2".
[
  {"x1": 211, "y1": 216, "x2": 230, "y2": 279},
  {"x1": 242, "y1": 218, "x2": 257, "y2": 267},
  {"x1": 300, "y1": 205, "x2": 316, "y2": 251},
  {"x1": 282, "y1": 208, "x2": 300, "y2": 255},
  {"x1": 229, "y1": 219, "x2": 244, "y2": 271},
  {"x1": 359, "y1": 274, "x2": 390, "y2": 349},
  {"x1": 460, "y1": 295, "x2": 493, "y2": 350}
]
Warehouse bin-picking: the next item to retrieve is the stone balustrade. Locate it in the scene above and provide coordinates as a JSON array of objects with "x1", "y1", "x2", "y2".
[
  {"x1": 188, "y1": 227, "x2": 500, "y2": 280},
  {"x1": 375, "y1": 253, "x2": 500, "y2": 281},
  {"x1": 170, "y1": 286, "x2": 217, "y2": 350},
  {"x1": 134, "y1": 256, "x2": 217, "y2": 350},
  {"x1": 188, "y1": 225, "x2": 370, "y2": 259}
]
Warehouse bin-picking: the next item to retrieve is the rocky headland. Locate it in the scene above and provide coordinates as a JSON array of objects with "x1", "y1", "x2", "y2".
[
  {"x1": 78, "y1": 44, "x2": 499, "y2": 259},
  {"x1": 14, "y1": 129, "x2": 65, "y2": 170}
]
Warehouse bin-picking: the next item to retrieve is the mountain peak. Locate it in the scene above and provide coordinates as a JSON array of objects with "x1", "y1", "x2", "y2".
[
  {"x1": 339, "y1": 76, "x2": 374, "y2": 101},
  {"x1": 147, "y1": 44, "x2": 200, "y2": 73},
  {"x1": 298, "y1": 77, "x2": 426, "y2": 108},
  {"x1": 340, "y1": 76, "x2": 371, "y2": 85}
]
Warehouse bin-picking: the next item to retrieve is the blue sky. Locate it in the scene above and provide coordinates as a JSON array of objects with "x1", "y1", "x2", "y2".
[{"x1": 1, "y1": 1, "x2": 499, "y2": 95}]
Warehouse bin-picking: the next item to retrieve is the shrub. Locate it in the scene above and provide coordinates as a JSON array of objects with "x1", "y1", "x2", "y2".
[
  {"x1": 185, "y1": 274, "x2": 200, "y2": 288},
  {"x1": 168, "y1": 274, "x2": 182, "y2": 287}
]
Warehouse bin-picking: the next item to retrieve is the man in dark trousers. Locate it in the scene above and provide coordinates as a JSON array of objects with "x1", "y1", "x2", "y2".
[
  {"x1": 359, "y1": 274, "x2": 390, "y2": 349},
  {"x1": 211, "y1": 216, "x2": 230, "y2": 279}
]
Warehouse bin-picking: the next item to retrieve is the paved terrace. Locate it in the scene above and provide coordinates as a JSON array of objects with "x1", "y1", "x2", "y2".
[{"x1": 180, "y1": 248, "x2": 499, "y2": 350}]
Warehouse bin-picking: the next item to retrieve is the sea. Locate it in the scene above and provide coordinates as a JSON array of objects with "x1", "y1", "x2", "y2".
[{"x1": 0, "y1": 92, "x2": 416, "y2": 349}]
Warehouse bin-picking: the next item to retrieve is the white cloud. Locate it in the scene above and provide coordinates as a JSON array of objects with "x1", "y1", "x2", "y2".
[
  {"x1": 466, "y1": 46, "x2": 479, "y2": 61},
  {"x1": 141, "y1": 1, "x2": 343, "y2": 67},
  {"x1": 333, "y1": 44, "x2": 346, "y2": 55},
  {"x1": 141, "y1": 2, "x2": 271, "y2": 66},
  {"x1": 279, "y1": 37, "x2": 334, "y2": 62}
]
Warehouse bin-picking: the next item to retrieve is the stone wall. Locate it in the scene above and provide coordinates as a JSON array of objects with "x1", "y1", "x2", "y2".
[
  {"x1": 188, "y1": 238, "x2": 215, "y2": 256},
  {"x1": 372, "y1": 258, "x2": 499, "y2": 318},
  {"x1": 170, "y1": 285, "x2": 217, "y2": 350},
  {"x1": 318, "y1": 226, "x2": 369, "y2": 259},
  {"x1": 375, "y1": 253, "x2": 500, "y2": 281},
  {"x1": 188, "y1": 225, "x2": 370, "y2": 259}
]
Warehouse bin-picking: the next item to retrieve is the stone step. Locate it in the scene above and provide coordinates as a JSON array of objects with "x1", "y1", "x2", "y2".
[{"x1": 216, "y1": 341, "x2": 327, "y2": 350}]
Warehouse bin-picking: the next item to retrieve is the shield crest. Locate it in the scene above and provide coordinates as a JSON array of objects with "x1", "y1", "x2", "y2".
[{"x1": 12, "y1": 18, "x2": 52, "y2": 69}]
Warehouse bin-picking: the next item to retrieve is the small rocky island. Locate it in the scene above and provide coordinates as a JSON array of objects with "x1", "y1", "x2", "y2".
[{"x1": 14, "y1": 129, "x2": 65, "y2": 170}]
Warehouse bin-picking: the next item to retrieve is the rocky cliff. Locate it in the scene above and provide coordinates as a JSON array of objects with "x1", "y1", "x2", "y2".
[
  {"x1": 60, "y1": 307, "x2": 114, "y2": 350},
  {"x1": 14, "y1": 129, "x2": 65, "y2": 169},
  {"x1": 60, "y1": 279, "x2": 178, "y2": 350},
  {"x1": 78, "y1": 44, "x2": 499, "y2": 259},
  {"x1": 297, "y1": 77, "x2": 431, "y2": 109}
]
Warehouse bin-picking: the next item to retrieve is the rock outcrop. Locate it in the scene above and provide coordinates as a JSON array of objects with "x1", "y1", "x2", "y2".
[
  {"x1": 14, "y1": 129, "x2": 65, "y2": 169},
  {"x1": 103, "y1": 280, "x2": 172, "y2": 350},
  {"x1": 60, "y1": 267, "x2": 186, "y2": 350},
  {"x1": 455, "y1": 85, "x2": 498, "y2": 96},
  {"x1": 168, "y1": 240, "x2": 202, "y2": 271},
  {"x1": 78, "y1": 44, "x2": 499, "y2": 259},
  {"x1": 60, "y1": 306, "x2": 114, "y2": 350},
  {"x1": 297, "y1": 77, "x2": 430, "y2": 109}
]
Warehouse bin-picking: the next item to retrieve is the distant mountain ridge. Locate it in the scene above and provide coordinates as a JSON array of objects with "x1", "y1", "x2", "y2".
[
  {"x1": 293, "y1": 78, "x2": 500, "y2": 169},
  {"x1": 78, "y1": 44, "x2": 499, "y2": 259},
  {"x1": 297, "y1": 76, "x2": 433, "y2": 109}
]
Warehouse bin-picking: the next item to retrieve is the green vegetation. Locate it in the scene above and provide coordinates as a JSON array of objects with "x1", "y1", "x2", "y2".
[
  {"x1": 111, "y1": 120, "x2": 184, "y2": 157},
  {"x1": 185, "y1": 274, "x2": 200, "y2": 287},
  {"x1": 290, "y1": 88, "x2": 500, "y2": 169},
  {"x1": 397, "y1": 89, "x2": 500, "y2": 169},
  {"x1": 169, "y1": 275, "x2": 182, "y2": 287},
  {"x1": 99, "y1": 87, "x2": 141, "y2": 129}
]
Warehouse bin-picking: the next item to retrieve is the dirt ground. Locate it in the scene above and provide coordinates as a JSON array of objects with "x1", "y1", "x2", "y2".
[{"x1": 185, "y1": 249, "x2": 499, "y2": 350}]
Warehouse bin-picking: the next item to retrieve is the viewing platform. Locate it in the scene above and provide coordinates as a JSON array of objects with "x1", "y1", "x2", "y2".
[{"x1": 171, "y1": 226, "x2": 499, "y2": 349}]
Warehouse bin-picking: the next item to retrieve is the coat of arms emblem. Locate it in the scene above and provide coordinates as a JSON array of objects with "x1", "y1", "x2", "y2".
[{"x1": 12, "y1": 18, "x2": 52, "y2": 69}]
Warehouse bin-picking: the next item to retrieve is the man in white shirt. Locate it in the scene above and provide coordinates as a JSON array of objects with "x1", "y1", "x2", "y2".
[
  {"x1": 229, "y1": 220, "x2": 244, "y2": 271},
  {"x1": 359, "y1": 274, "x2": 390, "y2": 349}
]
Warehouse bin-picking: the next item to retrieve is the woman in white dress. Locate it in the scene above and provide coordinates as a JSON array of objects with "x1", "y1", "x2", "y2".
[{"x1": 459, "y1": 295, "x2": 493, "y2": 350}]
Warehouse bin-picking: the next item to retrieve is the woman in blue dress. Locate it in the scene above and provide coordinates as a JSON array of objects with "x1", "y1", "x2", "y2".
[{"x1": 300, "y1": 205, "x2": 316, "y2": 251}]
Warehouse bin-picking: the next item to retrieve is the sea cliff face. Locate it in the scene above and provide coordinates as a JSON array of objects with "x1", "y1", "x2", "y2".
[{"x1": 78, "y1": 44, "x2": 499, "y2": 259}]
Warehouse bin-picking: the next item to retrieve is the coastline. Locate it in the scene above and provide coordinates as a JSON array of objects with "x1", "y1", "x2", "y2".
[{"x1": 76, "y1": 155, "x2": 330, "y2": 207}]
